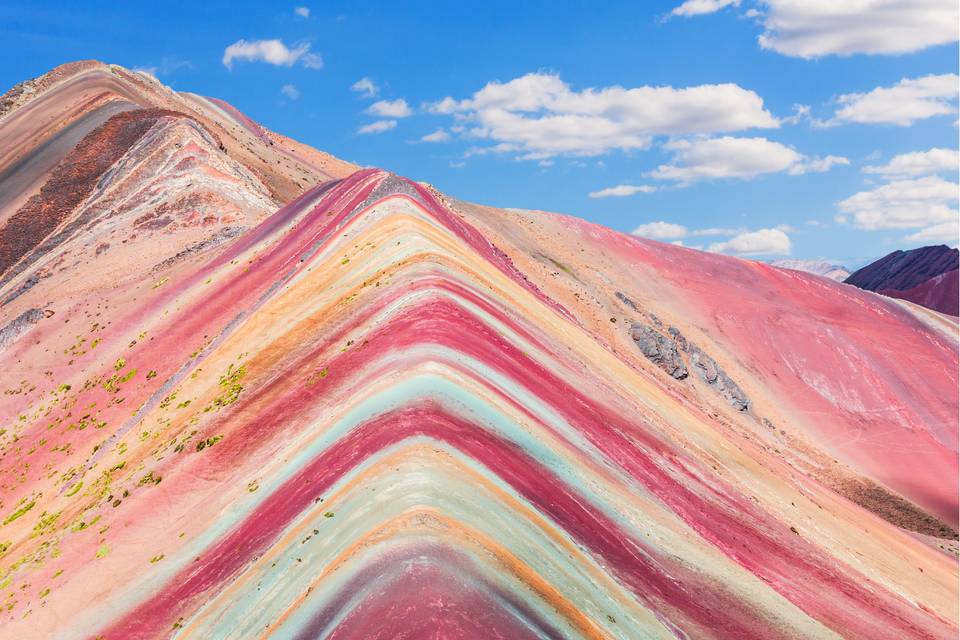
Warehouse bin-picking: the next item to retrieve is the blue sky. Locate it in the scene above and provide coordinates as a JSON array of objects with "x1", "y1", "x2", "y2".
[{"x1": 2, "y1": 0, "x2": 957, "y2": 266}]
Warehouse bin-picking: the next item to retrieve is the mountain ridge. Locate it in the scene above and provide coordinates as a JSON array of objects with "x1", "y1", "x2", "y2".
[
  {"x1": 844, "y1": 245, "x2": 959, "y2": 316},
  {"x1": 845, "y1": 244, "x2": 958, "y2": 290},
  {"x1": 0, "y1": 62, "x2": 956, "y2": 639}
]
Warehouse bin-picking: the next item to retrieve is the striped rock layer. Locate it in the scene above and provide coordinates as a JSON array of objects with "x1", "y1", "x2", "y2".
[{"x1": 0, "y1": 64, "x2": 957, "y2": 640}]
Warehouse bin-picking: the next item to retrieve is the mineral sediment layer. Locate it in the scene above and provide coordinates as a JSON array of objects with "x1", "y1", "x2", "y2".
[{"x1": 0, "y1": 62, "x2": 957, "y2": 640}]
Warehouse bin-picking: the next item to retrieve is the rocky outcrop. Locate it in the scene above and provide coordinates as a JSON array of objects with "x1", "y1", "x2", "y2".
[
  {"x1": 630, "y1": 321, "x2": 749, "y2": 411},
  {"x1": 630, "y1": 323, "x2": 688, "y2": 379},
  {"x1": 686, "y1": 342, "x2": 750, "y2": 411},
  {"x1": 0, "y1": 307, "x2": 43, "y2": 352}
]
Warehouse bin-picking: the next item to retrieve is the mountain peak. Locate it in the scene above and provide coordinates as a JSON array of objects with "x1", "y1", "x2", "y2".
[{"x1": 0, "y1": 62, "x2": 956, "y2": 639}]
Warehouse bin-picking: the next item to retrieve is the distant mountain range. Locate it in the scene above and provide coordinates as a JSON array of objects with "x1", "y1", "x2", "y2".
[
  {"x1": 770, "y1": 259, "x2": 851, "y2": 281},
  {"x1": 844, "y1": 245, "x2": 959, "y2": 316}
]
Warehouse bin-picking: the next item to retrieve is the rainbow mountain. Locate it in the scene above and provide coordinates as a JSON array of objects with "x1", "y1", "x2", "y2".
[{"x1": 0, "y1": 62, "x2": 956, "y2": 640}]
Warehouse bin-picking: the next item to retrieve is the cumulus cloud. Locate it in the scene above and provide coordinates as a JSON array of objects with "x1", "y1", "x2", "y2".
[
  {"x1": 420, "y1": 129, "x2": 451, "y2": 143},
  {"x1": 281, "y1": 84, "x2": 300, "y2": 100},
  {"x1": 671, "y1": 0, "x2": 740, "y2": 17},
  {"x1": 424, "y1": 72, "x2": 778, "y2": 158},
  {"x1": 905, "y1": 220, "x2": 959, "y2": 243},
  {"x1": 588, "y1": 184, "x2": 658, "y2": 198},
  {"x1": 863, "y1": 148, "x2": 960, "y2": 178},
  {"x1": 351, "y1": 77, "x2": 379, "y2": 98},
  {"x1": 357, "y1": 120, "x2": 397, "y2": 135},
  {"x1": 367, "y1": 98, "x2": 413, "y2": 118},
  {"x1": 709, "y1": 228, "x2": 792, "y2": 255},
  {"x1": 826, "y1": 74, "x2": 958, "y2": 126},
  {"x1": 837, "y1": 176, "x2": 958, "y2": 230},
  {"x1": 222, "y1": 39, "x2": 322, "y2": 69},
  {"x1": 649, "y1": 136, "x2": 845, "y2": 184},
  {"x1": 756, "y1": 0, "x2": 959, "y2": 58},
  {"x1": 425, "y1": 96, "x2": 461, "y2": 115},
  {"x1": 631, "y1": 222, "x2": 689, "y2": 239},
  {"x1": 294, "y1": 6, "x2": 310, "y2": 17}
]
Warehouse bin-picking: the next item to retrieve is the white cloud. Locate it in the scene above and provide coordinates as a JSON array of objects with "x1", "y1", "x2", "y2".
[
  {"x1": 281, "y1": 84, "x2": 300, "y2": 100},
  {"x1": 826, "y1": 74, "x2": 958, "y2": 126},
  {"x1": 837, "y1": 176, "x2": 958, "y2": 229},
  {"x1": 863, "y1": 147, "x2": 960, "y2": 178},
  {"x1": 426, "y1": 96, "x2": 461, "y2": 115},
  {"x1": 649, "y1": 136, "x2": 845, "y2": 184},
  {"x1": 709, "y1": 228, "x2": 792, "y2": 255},
  {"x1": 651, "y1": 136, "x2": 798, "y2": 182},
  {"x1": 421, "y1": 129, "x2": 451, "y2": 143},
  {"x1": 789, "y1": 154, "x2": 849, "y2": 174},
  {"x1": 222, "y1": 39, "x2": 322, "y2": 69},
  {"x1": 588, "y1": 184, "x2": 657, "y2": 198},
  {"x1": 424, "y1": 72, "x2": 779, "y2": 158},
  {"x1": 691, "y1": 227, "x2": 744, "y2": 236},
  {"x1": 631, "y1": 221, "x2": 689, "y2": 239},
  {"x1": 905, "y1": 220, "x2": 959, "y2": 243},
  {"x1": 782, "y1": 103, "x2": 811, "y2": 124},
  {"x1": 357, "y1": 120, "x2": 397, "y2": 135},
  {"x1": 367, "y1": 99, "x2": 413, "y2": 118},
  {"x1": 671, "y1": 0, "x2": 740, "y2": 17},
  {"x1": 294, "y1": 6, "x2": 310, "y2": 17},
  {"x1": 351, "y1": 77, "x2": 379, "y2": 98},
  {"x1": 756, "y1": 0, "x2": 959, "y2": 58}
]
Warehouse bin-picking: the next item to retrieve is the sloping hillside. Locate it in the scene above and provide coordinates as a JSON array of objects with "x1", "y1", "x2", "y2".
[{"x1": 0, "y1": 64, "x2": 956, "y2": 640}]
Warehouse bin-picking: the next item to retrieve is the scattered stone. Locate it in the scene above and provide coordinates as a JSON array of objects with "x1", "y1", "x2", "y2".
[{"x1": 615, "y1": 291, "x2": 637, "y2": 311}]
